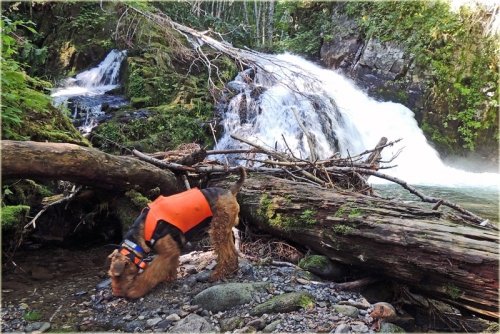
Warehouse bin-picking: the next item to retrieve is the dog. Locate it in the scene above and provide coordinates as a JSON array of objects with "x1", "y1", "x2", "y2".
[{"x1": 108, "y1": 167, "x2": 246, "y2": 299}]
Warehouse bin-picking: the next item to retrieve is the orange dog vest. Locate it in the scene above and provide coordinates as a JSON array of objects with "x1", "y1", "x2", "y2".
[{"x1": 144, "y1": 188, "x2": 213, "y2": 242}]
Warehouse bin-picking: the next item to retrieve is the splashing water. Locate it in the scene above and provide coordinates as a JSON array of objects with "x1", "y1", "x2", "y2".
[
  {"x1": 51, "y1": 50, "x2": 128, "y2": 134},
  {"x1": 215, "y1": 53, "x2": 499, "y2": 188}
]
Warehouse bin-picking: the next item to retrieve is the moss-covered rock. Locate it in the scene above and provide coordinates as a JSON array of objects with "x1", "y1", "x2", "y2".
[
  {"x1": 298, "y1": 254, "x2": 347, "y2": 280},
  {"x1": 250, "y1": 291, "x2": 315, "y2": 316},
  {"x1": 192, "y1": 282, "x2": 269, "y2": 313}
]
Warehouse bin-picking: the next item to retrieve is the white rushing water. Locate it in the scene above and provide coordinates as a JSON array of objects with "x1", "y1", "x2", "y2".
[
  {"x1": 51, "y1": 49, "x2": 128, "y2": 133},
  {"x1": 215, "y1": 53, "x2": 499, "y2": 188}
]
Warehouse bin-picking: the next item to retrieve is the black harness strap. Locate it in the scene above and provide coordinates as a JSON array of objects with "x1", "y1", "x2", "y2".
[{"x1": 146, "y1": 219, "x2": 185, "y2": 249}]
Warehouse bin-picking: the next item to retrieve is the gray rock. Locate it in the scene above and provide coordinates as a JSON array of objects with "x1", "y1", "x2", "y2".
[
  {"x1": 219, "y1": 316, "x2": 244, "y2": 332},
  {"x1": 156, "y1": 319, "x2": 172, "y2": 330},
  {"x1": 380, "y1": 322, "x2": 405, "y2": 333},
  {"x1": 25, "y1": 322, "x2": 51, "y2": 333},
  {"x1": 234, "y1": 325, "x2": 257, "y2": 333},
  {"x1": 379, "y1": 322, "x2": 406, "y2": 333},
  {"x1": 239, "y1": 260, "x2": 255, "y2": 277},
  {"x1": 169, "y1": 314, "x2": 214, "y2": 333},
  {"x1": 195, "y1": 270, "x2": 211, "y2": 282},
  {"x1": 165, "y1": 313, "x2": 181, "y2": 321},
  {"x1": 350, "y1": 321, "x2": 368, "y2": 332},
  {"x1": 333, "y1": 304, "x2": 359, "y2": 318},
  {"x1": 96, "y1": 278, "x2": 112, "y2": 290},
  {"x1": 192, "y1": 282, "x2": 269, "y2": 312},
  {"x1": 263, "y1": 320, "x2": 280, "y2": 333},
  {"x1": 251, "y1": 292, "x2": 315, "y2": 316},
  {"x1": 334, "y1": 323, "x2": 350, "y2": 334},
  {"x1": 123, "y1": 320, "x2": 144, "y2": 332},
  {"x1": 184, "y1": 275, "x2": 198, "y2": 287},
  {"x1": 247, "y1": 318, "x2": 266, "y2": 330},
  {"x1": 146, "y1": 317, "x2": 162, "y2": 328}
]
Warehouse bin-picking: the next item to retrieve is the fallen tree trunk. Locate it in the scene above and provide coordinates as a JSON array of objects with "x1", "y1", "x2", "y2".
[
  {"x1": 1, "y1": 140, "x2": 182, "y2": 194},
  {"x1": 213, "y1": 174, "x2": 499, "y2": 320}
]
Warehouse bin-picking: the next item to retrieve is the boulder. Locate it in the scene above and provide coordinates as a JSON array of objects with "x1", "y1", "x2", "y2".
[
  {"x1": 251, "y1": 291, "x2": 315, "y2": 316},
  {"x1": 169, "y1": 314, "x2": 214, "y2": 333},
  {"x1": 192, "y1": 282, "x2": 269, "y2": 312},
  {"x1": 298, "y1": 255, "x2": 347, "y2": 280}
]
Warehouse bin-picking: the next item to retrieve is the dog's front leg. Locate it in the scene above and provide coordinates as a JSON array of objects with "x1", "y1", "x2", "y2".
[{"x1": 125, "y1": 236, "x2": 181, "y2": 299}]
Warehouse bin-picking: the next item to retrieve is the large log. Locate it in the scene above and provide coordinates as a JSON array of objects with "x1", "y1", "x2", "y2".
[
  {"x1": 1, "y1": 140, "x2": 182, "y2": 194},
  {"x1": 213, "y1": 174, "x2": 499, "y2": 320}
]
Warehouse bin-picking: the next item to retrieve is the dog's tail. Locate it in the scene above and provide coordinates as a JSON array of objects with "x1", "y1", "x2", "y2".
[{"x1": 230, "y1": 166, "x2": 246, "y2": 195}]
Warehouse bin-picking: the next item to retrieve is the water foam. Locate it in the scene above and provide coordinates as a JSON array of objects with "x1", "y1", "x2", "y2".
[
  {"x1": 51, "y1": 50, "x2": 128, "y2": 134},
  {"x1": 215, "y1": 53, "x2": 499, "y2": 188}
]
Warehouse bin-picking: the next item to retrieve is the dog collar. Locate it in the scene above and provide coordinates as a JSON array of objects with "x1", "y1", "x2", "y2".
[{"x1": 120, "y1": 239, "x2": 148, "y2": 271}]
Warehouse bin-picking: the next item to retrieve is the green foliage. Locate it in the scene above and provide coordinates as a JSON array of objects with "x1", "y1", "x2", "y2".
[
  {"x1": 153, "y1": 2, "x2": 254, "y2": 49},
  {"x1": 1, "y1": 17, "x2": 49, "y2": 138},
  {"x1": 343, "y1": 1, "x2": 498, "y2": 152},
  {"x1": 125, "y1": 190, "x2": 150, "y2": 208},
  {"x1": 2, "y1": 180, "x2": 52, "y2": 207},
  {"x1": 348, "y1": 208, "x2": 362, "y2": 219},
  {"x1": 23, "y1": 310, "x2": 42, "y2": 321},
  {"x1": 1, "y1": 205, "x2": 30, "y2": 231},
  {"x1": 334, "y1": 205, "x2": 347, "y2": 218},
  {"x1": 258, "y1": 194, "x2": 292, "y2": 229},
  {"x1": 300, "y1": 209, "x2": 317, "y2": 225},
  {"x1": 446, "y1": 283, "x2": 462, "y2": 300},
  {"x1": 68, "y1": 3, "x2": 108, "y2": 31},
  {"x1": 298, "y1": 255, "x2": 329, "y2": 271},
  {"x1": 93, "y1": 103, "x2": 214, "y2": 154},
  {"x1": 1, "y1": 16, "x2": 86, "y2": 144},
  {"x1": 274, "y1": 2, "x2": 334, "y2": 56},
  {"x1": 332, "y1": 224, "x2": 354, "y2": 235}
]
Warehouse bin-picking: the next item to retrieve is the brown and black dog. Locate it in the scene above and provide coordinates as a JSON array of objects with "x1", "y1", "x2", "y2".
[{"x1": 108, "y1": 167, "x2": 246, "y2": 299}]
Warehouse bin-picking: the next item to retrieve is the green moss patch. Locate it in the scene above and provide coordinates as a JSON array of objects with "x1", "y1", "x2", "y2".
[
  {"x1": 251, "y1": 292, "x2": 315, "y2": 315},
  {"x1": 1, "y1": 205, "x2": 30, "y2": 231}
]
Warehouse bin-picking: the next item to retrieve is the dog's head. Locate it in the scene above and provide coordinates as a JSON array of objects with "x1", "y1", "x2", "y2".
[{"x1": 108, "y1": 249, "x2": 139, "y2": 296}]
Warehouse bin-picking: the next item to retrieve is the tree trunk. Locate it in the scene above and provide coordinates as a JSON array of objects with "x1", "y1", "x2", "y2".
[
  {"x1": 254, "y1": 0, "x2": 260, "y2": 46},
  {"x1": 1, "y1": 140, "x2": 182, "y2": 194},
  {"x1": 243, "y1": 0, "x2": 249, "y2": 27},
  {"x1": 266, "y1": 0, "x2": 275, "y2": 48},
  {"x1": 213, "y1": 174, "x2": 499, "y2": 320}
]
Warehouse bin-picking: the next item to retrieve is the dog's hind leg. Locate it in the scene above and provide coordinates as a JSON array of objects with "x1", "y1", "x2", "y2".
[
  {"x1": 209, "y1": 193, "x2": 240, "y2": 281},
  {"x1": 125, "y1": 236, "x2": 180, "y2": 299}
]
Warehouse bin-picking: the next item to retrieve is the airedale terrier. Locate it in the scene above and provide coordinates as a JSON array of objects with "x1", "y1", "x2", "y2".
[{"x1": 108, "y1": 167, "x2": 246, "y2": 299}]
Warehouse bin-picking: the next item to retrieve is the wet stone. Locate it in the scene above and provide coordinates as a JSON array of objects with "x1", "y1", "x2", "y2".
[
  {"x1": 156, "y1": 319, "x2": 172, "y2": 330},
  {"x1": 146, "y1": 317, "x2": 162, "y2": 327}
]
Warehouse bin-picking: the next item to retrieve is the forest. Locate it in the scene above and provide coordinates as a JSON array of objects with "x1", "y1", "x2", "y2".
[{"x1": 1, "y1": 1, "x2": 499, "y2": 333}]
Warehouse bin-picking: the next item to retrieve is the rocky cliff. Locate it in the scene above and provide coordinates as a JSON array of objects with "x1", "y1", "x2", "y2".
[{"x1": 318, "y1": 4, "x2": 498, "y2": 167}]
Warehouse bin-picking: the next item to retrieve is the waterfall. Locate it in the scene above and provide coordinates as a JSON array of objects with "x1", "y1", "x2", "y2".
[
  {"x1": 51, "y1": 49, "x2": 128, "y2": 134},
  {"x1": 215, "y1": 53, "x2": 498, "y2": 188}
]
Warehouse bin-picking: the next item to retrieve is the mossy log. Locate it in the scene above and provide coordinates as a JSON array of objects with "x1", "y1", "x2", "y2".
[
  {"x1": 213, "y1": 174, "x2": 499, "y2": 320},
  {"x1": 1, "y1": 140, "x2": 182, "y2": 194}
]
